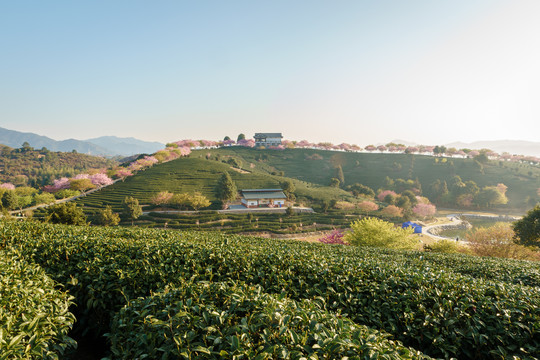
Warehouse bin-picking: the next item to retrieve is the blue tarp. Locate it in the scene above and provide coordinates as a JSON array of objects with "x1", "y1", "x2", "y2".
[{"x1": 402, "y1": 221, "x2": 422, "y2": 234}]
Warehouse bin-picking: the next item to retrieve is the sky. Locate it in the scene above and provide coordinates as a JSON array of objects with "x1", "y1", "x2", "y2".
[{"x1": 1, "y1": 0, "x2": 539, "y2": 146}]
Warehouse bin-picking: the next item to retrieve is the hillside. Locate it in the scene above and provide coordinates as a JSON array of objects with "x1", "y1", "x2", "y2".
[
  {"x1": 75, "y1": 155, "x2": 353, "y2": 215},
  {"x1": 0, "y1": 145, "x2": 116, "y2": 187},
  {"x1": 196, "y1": 147, "x2": 540, "y2": 211},
  {"x1": 73, "y1": 147, "x2": 540, "y2": 217}
]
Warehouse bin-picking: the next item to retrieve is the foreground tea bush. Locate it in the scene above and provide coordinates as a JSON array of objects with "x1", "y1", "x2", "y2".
[
  {"x1": 2, "y1": 221, "x2": 540, "y2": 359},
  {"x1": 0, "y1": 249, "x2": 76, "y2": 359},
  {"x1": 107, "y1": 281, "x2": 429, "y2": 359}
]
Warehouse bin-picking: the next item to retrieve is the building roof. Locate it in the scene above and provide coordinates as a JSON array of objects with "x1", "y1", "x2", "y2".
[
  {"x1": 254, "y1": 133, "x2": 283, "y2": 139},
  {"x1": 241, "y1": 189, "x2": 287, "y2": 200}
]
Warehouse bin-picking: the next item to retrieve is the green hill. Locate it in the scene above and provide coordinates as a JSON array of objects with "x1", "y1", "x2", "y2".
[
  {"x1": 76, "y1": 155, "x2": 353, "y2": 214},
  {"x1": 74, "y1": 147, "x2": 540, "y2": 221},
  {"x1": 0, "y1": 144, "x2": 116, "y2": 187},
  {"x1": 196, "y1": 147, "x2": 540, "y2": 212}
]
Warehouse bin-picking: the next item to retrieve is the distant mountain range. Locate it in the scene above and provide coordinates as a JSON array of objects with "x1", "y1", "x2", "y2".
[{"x1": 0, "y1": 127, "x2": 165, "y2": 156}]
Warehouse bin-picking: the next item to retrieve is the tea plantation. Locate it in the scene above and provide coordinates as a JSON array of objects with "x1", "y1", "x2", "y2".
[{"x1": 1, "y1": 220, "x2": 539, "y2": 359}]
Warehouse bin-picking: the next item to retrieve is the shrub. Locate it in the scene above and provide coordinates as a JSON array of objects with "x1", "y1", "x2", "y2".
[
  {"x1": 380, "y1": 205, "x2": 403, "y2": 218},
  {"x1": 344, "y1": 217, "x2": 417, "y2": 250},
  {"x1": 318, "y1": 230, "x2": 348, "y2": 245},
  {"x1": 467, "y1": 222, "x2": 539, "y2": 260},
  {"x1": 424, "y1": 239, "x2": 460, "y2": 254},
  {"x1": 45, "y1": 203, "x2": 87, "y2": 225}
]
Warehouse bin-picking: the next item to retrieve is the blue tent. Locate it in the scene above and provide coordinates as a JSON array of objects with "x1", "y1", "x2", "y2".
[{"x1": 402, "y1": 221, "x2": 422, "y2": 234}]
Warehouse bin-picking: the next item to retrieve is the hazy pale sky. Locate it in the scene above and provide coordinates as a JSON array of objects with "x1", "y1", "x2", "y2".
[{"x1": 1, "y1": 0, "x2": 539, "y2": 145}]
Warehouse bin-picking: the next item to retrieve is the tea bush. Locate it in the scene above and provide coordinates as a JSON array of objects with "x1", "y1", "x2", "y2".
[
  {"x1": 0, "y1": 249, "x2": 76, "y2": 359},
  {"x1": 2, "y1": 221, "x2": 539, "y2": 359},
  {"x1": 107, "y1": 281, "x2": 429, "y2": 359}
]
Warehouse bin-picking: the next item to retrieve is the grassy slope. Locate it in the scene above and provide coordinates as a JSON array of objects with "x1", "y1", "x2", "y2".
[
  {"x1": 75, "y1": 147, "x2": 539, "y2": 215},
  {"x1": 198, "y1": 147, "x2": 540, "y2": 212},
  {"x1": 76, "y1": 155, "x2": 352, "y2": 214}
]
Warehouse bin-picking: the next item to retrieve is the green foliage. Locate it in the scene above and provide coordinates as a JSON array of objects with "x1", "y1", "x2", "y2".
[
  {"x1": 346, "y1": 183, "x2": 375, "y2": 198},
  {"x1": 329, "y1": 177, "x2": 340, "y2": 188},
  {"x1": 45, "y1": 203, "x2": 87, "y2": 225},
  {"x1": 53, "y1": 189, "x2": 80, "y2": 200},
  {"x1": 108, "y1": 281, "x2": 427, "y2": 359},
  {"x1": 280, "y1": 179, "x2": 295, "y2": 201},
  {"x1": 2, "y1": 190, "x2": 18, "y2": 210},
  {"x1": 2, "y1": 221, "x2": 540, "y2": 359},
  {"x1": 475, "y1": 186, "x2": 508, "y2": 207},
  {"x1": 216, "y1": 172, "x2": 237, "y2": 202},
  {"x1": 0, "y1": 146, "x2": 115, "y2": 187},
  {"x1": 69, "y1": 178, "x2": 95, "y2": 192},
  {"x1": 0, "y1": 248, "x2": 76, "y2": 358},
  {"x1": 345, "y1": 217, "x2": 417, "y2": 250},
  {"x1": 335, "y1": 164, "x2": 345, "y2": 185},
  {"x1": 122, "y1": 196, "x2": 142, "y2": 225},
  {"x1": 424, "y1": 239, "x2": 460, "y2": 254},
  {"x1": 513, "y1": 205, "x2": 540, "y2": 248},
  {"x1": 32, "y1": 193, "x2": 56, "y2": 206},
  {"x1": 96, "y1": 205, "x2": 120, "y2": 226}
]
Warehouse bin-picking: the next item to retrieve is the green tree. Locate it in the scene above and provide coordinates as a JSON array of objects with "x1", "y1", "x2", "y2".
[
  {"x1": 281, "y1": 180, "x2": 296, "y2": 201},
  {"x1": 96, "y1": 205, "x2": 120, "y2": 226},
  {"x1": 122, "y1": 196, "x2": 142, "y2": 225},
  {"x1": 45, "y1": 203, "x2": 87, "y2": 225},
  {"x1": 2, "y1": 191, "x2": 18, "y2": 210},
  {"x1": 32, "y1": 193, "x2": 56, "y2": 206},
  {"x1": 344, "y1": 217, "x2": 417, "y2": 250},
  {"x1": 475, "y1": 186, "x2": 508, "y2": 207},
  {"x1": 346, "y1": 183, "x2": 375, "y2": 198},
  {"x1": 237, "y1": 133, "x2": 246, "y2": 142},
  {"x1": 216, "y1": 172, "x2": 237, "y2": 204},
  {"x1": 329, "y1": 178, "x2": 340, "y2": 188},
  {"x1": 188, "y1": 192, "x2": 211, "y2": 210},
  {"x1": 336, "y1": 165, "x2": 345, "y2": 186},
  {"x1": 513, "y1": 206, "x2": 540, "y2": 248},
  {"x1": 224, "y1": 136, "x2": 231, "y2": 141},
  {"x1": 69, "y1": 178, "x2": 95, "y2": 192}
]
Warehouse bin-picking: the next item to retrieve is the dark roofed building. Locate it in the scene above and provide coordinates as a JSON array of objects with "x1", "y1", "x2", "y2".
[
  {"x1": 254, "y1": 133, "x2": 283, "y2": 147},
  {"x1": 241, "y1": 188, "x2": 287, "y2": 208}
]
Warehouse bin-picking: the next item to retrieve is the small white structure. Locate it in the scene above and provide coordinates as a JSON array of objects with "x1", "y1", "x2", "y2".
[
  {"x1": 241, "y1": 189, "x2": 287, "y2": 208},
  {"x1": 254, "y1": 133, "x2": 283, "y2": 147}
]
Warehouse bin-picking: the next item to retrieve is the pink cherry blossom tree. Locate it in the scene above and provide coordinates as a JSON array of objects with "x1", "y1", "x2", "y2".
[
  {"x1": 0, "y1": 183, "x2": 15, "y2": 190},
  {"x1": 318, "y1": 230, "x2": 348, "y2": 245},
  {"x1": 357, "y1": 201, "x2": 379, "y2": 212},
  {"x1": 412, "y1": 203, "x2": 437, "y2": 218},
  {"x1": 377, "y1": 190, "x2": 398, "y2": 202},
  {"x1": 90, "y1": 173, "x2": 114, "y2": 186},
  {"x1": 381, "y1": 205, "x2": 403, "y2": 217}
]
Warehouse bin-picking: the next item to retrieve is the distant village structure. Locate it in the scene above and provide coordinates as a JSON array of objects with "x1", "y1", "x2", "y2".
[
  {"x1": 240, "y1": 189, "x2": 287, "y2": 208},
  {"x1": 254, "y1": 133, "x2": 283, "y2": 147}
]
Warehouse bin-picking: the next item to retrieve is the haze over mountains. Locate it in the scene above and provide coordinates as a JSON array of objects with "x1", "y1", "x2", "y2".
[
  {"x1": 1, "y1": 126, "x2": 539, "y2": 158},
  {"x1": 0, "y1": 127, "x2": 165, "y2": 156}
]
